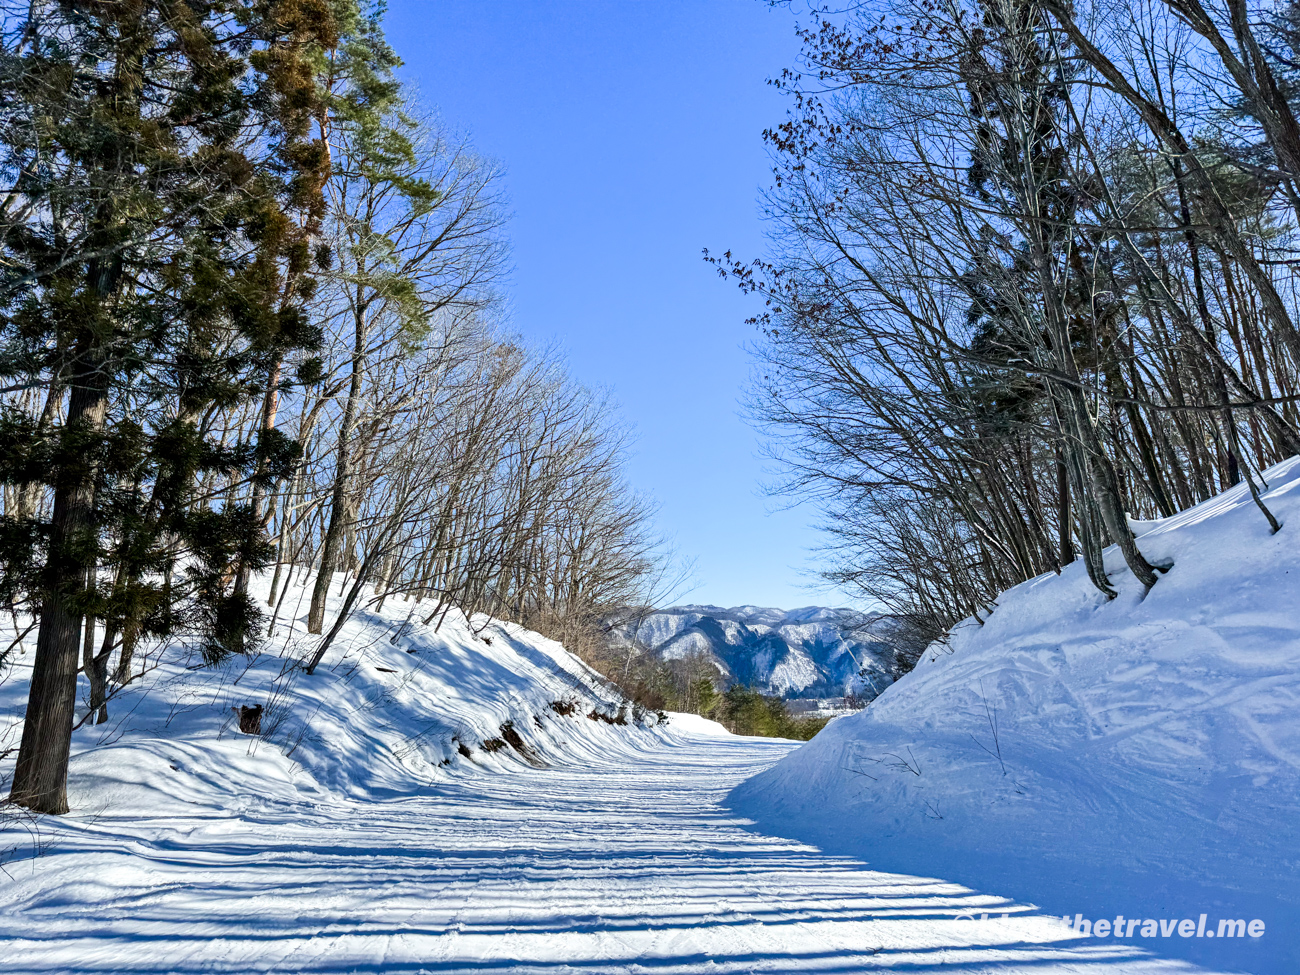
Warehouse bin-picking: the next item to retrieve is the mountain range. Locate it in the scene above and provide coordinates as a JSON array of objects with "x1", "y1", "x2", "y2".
[{"x1": 613, "y1": 605, "x2": 896, "y2": 700}]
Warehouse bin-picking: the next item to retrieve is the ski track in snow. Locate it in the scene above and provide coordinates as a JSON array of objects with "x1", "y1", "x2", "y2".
[{"x1": 1, "y1": 730, "x2": 1230, "y2": 974}]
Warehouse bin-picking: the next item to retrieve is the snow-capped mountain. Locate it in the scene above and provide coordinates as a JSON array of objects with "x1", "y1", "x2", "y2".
[{"x1": 614, "y1": 605, "x2": 895, "y2": 699}]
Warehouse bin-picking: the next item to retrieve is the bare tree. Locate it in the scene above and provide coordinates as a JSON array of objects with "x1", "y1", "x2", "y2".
[{"x1": 714, "y1": 0, "x2": 1300, "y2": 643}]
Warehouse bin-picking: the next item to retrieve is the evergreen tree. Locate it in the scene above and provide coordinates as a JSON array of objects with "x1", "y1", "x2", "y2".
[
  {"x1": 0, "y1": 0, "x2": 336, "y2": 814},
  {"x1": 240, "y1": 0, "x2": 405, "y2": 594}
]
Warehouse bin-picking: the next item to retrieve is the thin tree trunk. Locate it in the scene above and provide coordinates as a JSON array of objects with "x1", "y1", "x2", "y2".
[
  {"x1": 1055, "y1": 445, "x2": 1074, "y2": 567},
  {"x1": 307, "y1": 342, "x2": 365, "y2": 634},
  {"x1": 17, "y1": 370, "x2": 63, "y2": 521}
]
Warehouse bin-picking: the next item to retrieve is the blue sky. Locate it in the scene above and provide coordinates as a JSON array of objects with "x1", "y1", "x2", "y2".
[{"x1": 386, "y1": 0, "x2": 837, "y2": 609}]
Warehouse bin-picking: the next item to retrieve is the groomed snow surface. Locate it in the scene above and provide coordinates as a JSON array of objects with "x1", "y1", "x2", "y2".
[{"x1": 3, "y1": 460, "x2": 1299, "y2": 974}]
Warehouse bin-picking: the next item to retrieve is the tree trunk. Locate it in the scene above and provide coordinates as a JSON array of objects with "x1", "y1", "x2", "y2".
[
  {"x1": 236, "y1": 357, "x2": 283, "y2": 600},
  {"x1": 9, "y1": 378, "x2": 108, "y2": 814},
  {"x1": 82, "y1": 607, "x2": 110, "y2": 726},
  {"x1": 112, "y1": 618, "x2": 139, "y2": 686},
  {"x1": 16, "y1": 371, "x2": 63, "y2": 522},
  {"x1": 305, "y1": 550, "x2": 379, "y2": 673},
  {"x1": 307, "y1": 329, "x2": 365, "y2": 634},
  {"x1": 1055, "y1": 445, "x2": 1074, "y2": 567}
]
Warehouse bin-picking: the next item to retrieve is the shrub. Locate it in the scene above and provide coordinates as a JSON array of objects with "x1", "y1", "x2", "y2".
[
  {"x1": 499, "y1": 721, "x2": 532, "y2": 755},
  {"x1": 548, "y1": 698, "x2": 578, "y2": 716},
  {"x1": 711, "y1": 685, "x2": 828, "y2": 741}
]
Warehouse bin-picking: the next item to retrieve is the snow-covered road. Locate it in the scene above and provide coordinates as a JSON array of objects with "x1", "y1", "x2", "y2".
[{"x1": 0, "y1": 731, "x2": 1233, "y2": 974}]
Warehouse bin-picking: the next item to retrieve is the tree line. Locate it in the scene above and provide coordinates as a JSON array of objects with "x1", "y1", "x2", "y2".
[
  {"x1": 714, "y1": 0, "x2": 1300, "y2": 655},
  {"x1": 0, "y1": 0, "x2": 662, "y2": 814}
]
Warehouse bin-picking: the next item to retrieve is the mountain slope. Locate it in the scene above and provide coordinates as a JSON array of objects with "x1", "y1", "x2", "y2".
[
  {"x1": 615, "y1": 605, "x2": 895, "y2": 699},
  {"x1": 729, "y1": 457, "x2": 1300, "y2": 974}
]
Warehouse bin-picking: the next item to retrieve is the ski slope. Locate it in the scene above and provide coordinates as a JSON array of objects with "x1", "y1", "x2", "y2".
[{"x1": 0, "y1": 727, "x2": 1254, "y2": 974}]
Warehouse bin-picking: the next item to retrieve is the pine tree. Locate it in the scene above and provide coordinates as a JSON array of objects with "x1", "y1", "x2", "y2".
[
  {"x1": 0, "y1": 0, "x2": 336, "y2": 814},
  {"x1": 239, "y1": 0, "x2": 403, "y2": 595}
]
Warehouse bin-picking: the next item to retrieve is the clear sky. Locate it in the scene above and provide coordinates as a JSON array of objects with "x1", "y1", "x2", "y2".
[{"x1": 386, "y1": 0, "x2": 840, "y2": 610}]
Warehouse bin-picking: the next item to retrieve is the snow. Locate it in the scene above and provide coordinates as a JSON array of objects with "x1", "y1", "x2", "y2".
[
  {"x1": 656, "y1": 710, "x2": 732, "y2": 737},
  {"x1": 658, "y1": 628, "x2": 716, "y2": 661},
  {"x1": 0, "y1": 571, "x2": 684, "y2": 804},
  {"x1": 730, "y1": 457, "x2": 1300, "y2": 974},
  {"x1": 2, "y1": 520, "x2": 1294, "y2": 972},
  {"x1": 624, "y1": 611, "x2": 706, "y2": 649},
  {"x1": 613, "y1": 605, "x2": 892, "y2": 700},
  {"x1": 0, "y1": 725, "x2": 1254, "y2": 973},
  {"x1": 765, "y1": 644, "x2": 821, "y2": 694}
]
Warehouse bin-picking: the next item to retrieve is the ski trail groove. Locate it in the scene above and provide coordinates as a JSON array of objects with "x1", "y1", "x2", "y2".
[{"x1": 0, "y1": 731, "x2": 1230, "y2": 973}]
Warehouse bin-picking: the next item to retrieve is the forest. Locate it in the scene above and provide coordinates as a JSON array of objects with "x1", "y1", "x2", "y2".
[
  {"x1": 10, "y1": 0, "x2": 1300, "y2": 812},
  {"x1": 0, "y1": 0, "x2": 664, "y2": 814},
  {"x1": 713, "y1": 0, "x2": 1300, "y2": 658}
]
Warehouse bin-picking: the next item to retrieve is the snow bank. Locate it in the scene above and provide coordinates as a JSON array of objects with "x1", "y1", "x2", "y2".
[
  {"x1": 729, "y1": 457, "x2": 1300, "y2": 974},
  {"x1": 660, "y1": 710, "x2": 732, "y2": 737},
  {"x1": 0, "y1": 572, "x2": 687, "y2": 820}
]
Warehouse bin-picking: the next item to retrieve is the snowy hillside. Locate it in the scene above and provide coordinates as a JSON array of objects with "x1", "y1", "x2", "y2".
[
  {"x1": 0, "y1": 572, "x2": 696, "y2": 820},
  {"x1": 729, "y1": 457, "x2": 1300, "y2": 974},
  {"x1": 614, "y1": 604, "x2": 895, "y2": 698}
]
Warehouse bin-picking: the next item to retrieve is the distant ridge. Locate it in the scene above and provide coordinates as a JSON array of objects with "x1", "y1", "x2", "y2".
[{"x1": 611, "y1": 605, "x2": 896, "y2": 700}]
